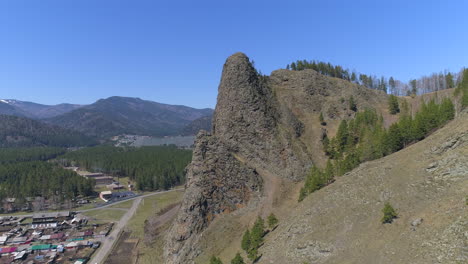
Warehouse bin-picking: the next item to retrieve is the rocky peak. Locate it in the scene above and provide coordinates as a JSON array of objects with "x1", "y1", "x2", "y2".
[{"x1": 164, "y1": 53, "x2": 313, "y2": 263}]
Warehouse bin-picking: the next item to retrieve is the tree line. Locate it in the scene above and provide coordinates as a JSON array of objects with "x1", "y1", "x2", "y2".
[
  {"x1": 286, "y1": 59, "x2": 463, "y2": 96},
  {"x1": 58, "y1": 145, "x2": 192, "y2": 191},
  {"x1": 0, "y1": 147, "x2": 66, "y2": 164},
  {"x1": 0, "y1": 161, "x2": 94, "y2": 201},
  {"x1": 455, "y1": 68, "x2": 468, "y2": 108},
  {"x1": 300, "y1": 97, "x2": 455, "y2": 201}
]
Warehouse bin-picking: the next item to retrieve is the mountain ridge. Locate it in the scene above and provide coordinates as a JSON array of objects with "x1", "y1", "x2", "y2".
[{"x1": 46, "y1": 96, "x2": 213, "y2": 137}]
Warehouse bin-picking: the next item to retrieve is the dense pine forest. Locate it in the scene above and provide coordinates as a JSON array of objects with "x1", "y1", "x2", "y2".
[
  {"x1": 58, "y1": 145, "x2": 192, "y2": 191},
  {"x1": 287, "y1": 59, "x2": 462, "y2": 96},
  {"x1": 0, "y1": 147, "x2": 94, "y2": 202},
  {"x1": 0, "y1": 147, "x2": 66, "y2": 164},
  {"x1": 299, "y1": 96, "x2": 456, "y2": 201}
]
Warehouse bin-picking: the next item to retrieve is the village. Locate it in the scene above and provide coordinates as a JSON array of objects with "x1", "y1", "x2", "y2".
[
  {"x1": 0, "y1": 211, "x2": 113, "y2": 263},
  {"x1": 1, "y1": 167, "x2": 137, "y2": 215},
  {"x1": 0, "y1": 167, "x2": 141, "y2": 263}
]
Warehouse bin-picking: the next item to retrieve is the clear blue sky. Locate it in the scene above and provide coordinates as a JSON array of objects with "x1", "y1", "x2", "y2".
[{"x1": 1, "y1": 0, "x2": 467, "y2": 108}]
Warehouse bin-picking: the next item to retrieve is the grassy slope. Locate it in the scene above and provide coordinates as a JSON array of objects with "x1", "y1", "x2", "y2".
[
  {"x1": 258, "y1": 111, "x2": 467, "y2": 263},
  {"x1": 189, "y1": 72, "x2": 463, "y2": 263}
]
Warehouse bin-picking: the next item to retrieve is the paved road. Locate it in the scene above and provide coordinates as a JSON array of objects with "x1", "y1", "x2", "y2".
[
  {"x1": 89, "y1": 196, "x2": 142, "y2": 264},
  {"x1": 1, "y1": 188, "x2": 184, "y2": 218}
]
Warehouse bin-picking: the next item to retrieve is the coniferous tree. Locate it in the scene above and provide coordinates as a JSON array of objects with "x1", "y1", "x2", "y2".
[
  {"x1": 335, "y1": 120, "x2": 349, "y2": 153},
  {"x1": 445, "y1": 72, "x2": 455, "y2": 88},
  {"x1": 210, "y1": 256, "x2": 223, "y2": 264},
  {"x1": 231, "y1": 253, "x2": 245, "y2": 264},
  {"x1": 267, "y1": 213, "x2": 279, "y2": 229},
  {"x1": 349, "y1": 96, "x2": 357, "y2": 112},
  {"x1": 241, "y1": 229, "x2": 251, "y2": 252},
  {"x1": 319, "y1": 112, "x2": 326, "y2": 125},
  {"x1": 388, "y1": 95, "x2": 400, "y2": 114},
  {"x1": 382, "y1": 202, "x2": 398, "y2": 224}
]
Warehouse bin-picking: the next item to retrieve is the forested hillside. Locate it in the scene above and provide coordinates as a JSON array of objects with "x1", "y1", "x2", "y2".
[
  {"x1": 287, "y1": 59, "x2": 462, "y2": 96},
  {"x1": 47, "y1": 96, "x2": 213, "y2": 137},
  {"x1": 300, "y1": 98, "x2": 456, "y2": 200},
  {"x1": 0, "y1": 147, "x2": 65, "y2": 164},
  {"x1": 0, "y1": 114, "x2": 97, "y2": 147},
  {"x1": 181, "y1": 115, "x2": 212, "y2": 135},
  {"x1": 59, "y1": 145, "x2": 192, "y2": 190}
]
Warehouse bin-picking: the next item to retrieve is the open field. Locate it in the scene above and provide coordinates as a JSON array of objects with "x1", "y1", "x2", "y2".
[{"x1": 104, "y1": 189, "x2": 184, "y2": 264}]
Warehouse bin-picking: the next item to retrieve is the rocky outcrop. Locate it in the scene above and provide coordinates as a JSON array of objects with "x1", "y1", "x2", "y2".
[{"x1": 164, "y1": 53, "x2": 312, "y2": 263}]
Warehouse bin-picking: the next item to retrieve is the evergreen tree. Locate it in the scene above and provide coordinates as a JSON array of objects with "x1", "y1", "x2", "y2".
[
  {"x1": 386, "y1": 123, "x2": 403, "y2": 153},
  {"x1": 267, "y1": 213, "x2": 279, "y2": 229},
  {"x1": 319, "y1": 112, "x2": 326, "y2": 125},
  {"x1": 388, "y1": 95, "x2": 400, "y2": 114},
  {"x1": 231, "y1": 253, "x2": 245, "y2": 264},
  {"x1": 210, "y1": 256, "x2": 223, "y2": 264},
  {"x1": 241, "y1": 229, "x2": 251, "y2": 252},
  {"x1": 349, "y1": 96, "x2": 357, "y2": 112},
  {"x1": 324, "y1": 159, "x2": 334, "y2": 184},
  {"x1": 335, "y1": 120, "x2": 349, "y2": 153},
  {"x1": 438, "y1": 98, "x2": 455, "y2": 123},
  {"x1": 382, "y1": 202, "x2": 398, "y2": 224},
  {"x1": 445, "y1": 72, "x2": 455, "y2": 88}
]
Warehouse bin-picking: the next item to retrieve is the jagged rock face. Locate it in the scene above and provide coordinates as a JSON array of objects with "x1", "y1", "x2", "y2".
[
  {"x1": 164, "y1": 53, "x2": 311, "y2": 263},
  {"x1": 213, "y1": 53, "x2": 310, "y2": 180},
  {"x1": 164, "y1": 131, "x2": 261, "y2": 263}
]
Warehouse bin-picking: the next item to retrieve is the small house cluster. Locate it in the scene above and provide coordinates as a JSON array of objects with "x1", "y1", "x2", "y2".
[{"x1": 0, "y1": 211, "x2": 113, "y2": 263}]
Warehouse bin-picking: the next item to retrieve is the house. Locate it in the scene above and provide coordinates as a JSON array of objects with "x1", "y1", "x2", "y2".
[
  {"x1": 77, "y1": 171, "x2": 104, "y2": 178},
  {"x1": 106, "y1": 183, "x2": 124, "y2": 190},
  {"x1": 13, "y1": 250, "x2": 27, "y2": 261},
  {"x1": 112, "y1": 191, "x2": 135, "y2": 200},
  {"x1": 0, "y1": 235, "x2": 8, "y2": 245},
  {"x1": 32, "y1": 211, "x2": 71, "y2": 224},
  {"x1": 94, "y1": 176, "x2": 114, "y2": 185},
  {"x1": 31, "y1": 244, "x2": 55, "y2": 252},
  {"x1": 9, "y1": 236, "x2": 27, "y2": 244},
  {"x1": 0, "y1": 246, "x2": 17, "y2": 254},
  {"x1": 99, "y1": 191, "x2": 112, "y2": 202}
]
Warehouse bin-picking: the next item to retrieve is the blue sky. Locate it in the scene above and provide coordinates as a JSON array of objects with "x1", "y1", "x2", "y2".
[{"x1": 1, "y1": 0, "x2": 467, "y2": 108}]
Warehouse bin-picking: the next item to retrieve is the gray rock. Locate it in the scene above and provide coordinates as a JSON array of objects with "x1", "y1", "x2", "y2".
[{"x1": 411, "y1": 218, "x2": 423, "y2": 227}]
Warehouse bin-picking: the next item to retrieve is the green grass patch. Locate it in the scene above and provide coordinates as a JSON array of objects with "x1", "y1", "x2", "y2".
[
  {"x1": 127, "y1": 190, "x2": 183, "y2": 239},
  {"x1": 83, "y1": 208, "x2": 126, "y2": 222}
]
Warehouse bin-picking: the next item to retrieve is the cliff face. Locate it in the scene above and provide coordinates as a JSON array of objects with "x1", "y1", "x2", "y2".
[
  {"x1": 163, "y1": 53, "x2": 391, "y2": 263},
  {"x1": 164, "y1": 53, "x2": 312, "y2": 263}
]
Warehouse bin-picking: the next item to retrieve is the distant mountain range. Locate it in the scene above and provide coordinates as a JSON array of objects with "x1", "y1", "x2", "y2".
[
  {"x1": 0, "y1": 99, "x2": 82, "y2": 119},
  {"x1": 0, "y1": 114, "x2": 97, "y2": 147},
  {"x1": 0, "y1": 97, "x2": 213, "y2": 138}
]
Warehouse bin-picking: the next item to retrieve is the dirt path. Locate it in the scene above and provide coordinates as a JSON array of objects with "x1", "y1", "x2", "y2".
[
  {"x1": 233, "y1": 153, "x2": 281, "y2": 218},
  {"x1": 90, "y1": 197, "x2": 142, "y2": 264}
]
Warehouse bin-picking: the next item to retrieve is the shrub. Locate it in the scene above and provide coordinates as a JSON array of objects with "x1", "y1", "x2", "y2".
[
  {"x1": 319, "y1": 112, "x2": 326, "y2": 125},
  {"x1": 231, "y1": 253, "x2": 245, "y2": 264},
  {"x1": 210, "y1": 256, "x2": 223, "y2": 264},
  {"x1": 267, "y1": 213, "x2": 279, "y2": 229},
  {"x1": 382, "y1": 202, "x2": 398, "y2": 224}
]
